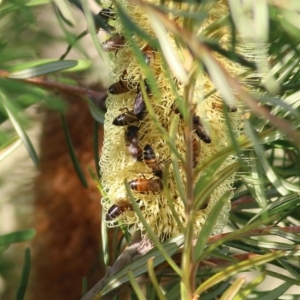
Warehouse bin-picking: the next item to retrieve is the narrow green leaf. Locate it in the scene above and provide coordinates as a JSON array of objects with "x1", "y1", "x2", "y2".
[
  {"x1": 277, "y1": 258, "x2": 300, "y2": 282},
  {"x1": 220, "y1": 277, "x2": 245, "y2": 300},
  {"x1": 82, "y1": 277, "x2": 88, "y2": 297},
  {"x1": 205, "y1": 216, "x2": 277, "y2": 255},
  {"x1": 234, "y1": 273, "x2": 266, "y2": 300},
  {"x1": 87, "y1": 99, "x2": 105, "y2": 124},
  {"x1": 244, "y1": 121, "x2": 289, "y2": 196},
  {"x1": 0, "y1": 138, "x2": 22, "y2": 163},
  {"x1": 26, "y1": 0, "x2": 52, "y2": 6},
  {"x1": 54, "y1": 0, "x2": 75, "y2": 26},
  {"x1": 61, "y1": 114, "x2": 88, "y2": 188},
  {"x1": 265, "y1": 269, "x2": 300, "y2": 287},
  {"x1": 128, "y1": 270, "x2": 147, "y2": 300},
  {"x1": 246, "y1": 150, "x2": 268, "y2": 208},
  {"x1": 147, "y1": 258, "x2": 166, "y2": 300},
  {"x1": 93, "y1": 121, "x2": 101, "y2": 178},
  {"x1": 169, "y1": 114, "x2": 186, "y2": 206},
  {"x1": 87, "y1": 166, "x2": 105, "y2": 196},
  {"x1": 8, "y1": 60, "x2": 78, "y2": 79},
  {"x1": 241, "y1": 238, "x2": 295, "y2": 251},
  {"x1": 114, "y1": 2, "x2": 158, "y2": 47},
  {"x1": 195, "y1": 191, "x2": 231, "y2": 262},
  {"x1": 0, "y1": 229, "x2": 36, "y2": 247},
  {"x1": 164, "y1": 280, "x2": 180, "y2": 300},
  {"x1": 248, "y1": 194, "x2": 299, "y2": 224},
  {"x1": 98, "y1": 239, "x2": 181, "y2": 297},
  {"x1": 125, "y1": 182, "x2": 182, "y2": 275},
  {"x1": 1, "y1": 93, "x2": 39, "y2": 166},
  {"x1": 195, "y1": 251, "x2": 284, "y2": 296},
  {"x1": 200, "y1": 282, "x2": 231, "y2": 300},
  {"x1": 194, "y1": 161, "x2": 240, "y2": 210},
  {"x1": 81, "y1": 0, "x2": 107, "y2": 60},
  {"x1": 147, "y1": 10, "x2": 188, "y2": 85},
  {"x1": 162, "y1": 162, "x2": 185, "y2": 233},
  {"x1": 254, "y1": 282, "x2": 292, "y2": 300},
  {"x1": 141, "y1": 80, "x2": 184, "y2": 163},
  {"x1": 16, "y1": 248, "x2": 31, "y2": 300}
]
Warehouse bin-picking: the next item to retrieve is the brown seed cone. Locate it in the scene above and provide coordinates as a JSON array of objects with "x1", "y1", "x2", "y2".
[{"x1": 26, "y1": 93, "x2": 111, "y2": 300}]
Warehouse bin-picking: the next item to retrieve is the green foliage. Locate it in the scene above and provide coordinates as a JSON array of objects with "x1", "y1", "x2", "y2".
[{"x1": 1, "y1": 0, "x2": 300, "y2": 299}]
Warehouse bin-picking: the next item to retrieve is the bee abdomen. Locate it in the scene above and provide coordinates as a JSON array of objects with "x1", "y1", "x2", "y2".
[
  {"x1": 129, "y1": 177, "x2": 163, "y2": 194},
  {"x1": 113, "y1": 110, "x2": 139, "y2": 126},
  {"x1": 127, "y1": 145, "x2": 143, "y2": 161},
  {"x1": 192, "y1": 115, "x2": 211, "y2": 143},
  {"x1": 105, "y1": 200, "x2": 132, "y2": 221}
]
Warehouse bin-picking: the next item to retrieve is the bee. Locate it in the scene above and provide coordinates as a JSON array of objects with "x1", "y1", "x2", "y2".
[
  {"x1": 192, "y1": 136, "x2": 200, "y2": 168},
  {"x1": 113, "y1": 108, "x2": 146, "y2": 126},
  {"x1": 133, "y1": 80, "x2": 151, "y2": 116},
  {"x1": 192, "y1": 115, "x2": 211, "y2": 144},
  {"x1": 96, "y1": 5, "x2": 116, "y2": 32},
  {"x1": 113, "y1": 109, "x2": 138, "y2": 126},
  {"x1": 143, "y1": 144, "x2": 162, "y2": 178},
  {"x1": 102, "y1": 33, "x2": 126, "y2": 52},
  {"x1": 142, "y1": 45, "x2": 155, "y2": 65},
  {"x1": 105, "y1": 199, "x2": 132, "y2": 221},
  {"x1": 199, "y1": 196, "x2": 210, "y2": 210},
  {"x1": 108, "y1": 70, "x2": 130, "y2": 94},
  {"x1": 129, "y1": 176, "x2": 163, "y2": 194},
  {"x1": 98, "y1": 5, "x2": 117, "y2": 22},
  {"x1": 125, "y1": 125, "x2": 143, "y2": 161},
  {"x1": 172, "y1": 104, "x2": 211, "y2": 144},
  {"x1": 211, "y1": 101, "x2": 237, "y2": 112}
]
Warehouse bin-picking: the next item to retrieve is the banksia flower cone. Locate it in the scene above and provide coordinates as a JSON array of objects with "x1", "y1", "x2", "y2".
[{"x1": 100, "y1": 0, "x2": 244, "y2": 241}]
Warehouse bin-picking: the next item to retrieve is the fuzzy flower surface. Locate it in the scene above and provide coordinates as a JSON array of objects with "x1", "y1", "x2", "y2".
[{"x1": 100, "y1": 0, "x2": 244, "y2": 241}]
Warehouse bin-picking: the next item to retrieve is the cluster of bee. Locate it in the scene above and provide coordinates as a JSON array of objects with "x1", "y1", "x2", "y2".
[
  {"x1": 100, "y1": 4, "x2": 213, "y2": 224},
  {"x1": 100, "y1": 11, "x2": 164, "y2": 221},
  {"x1": 105, "y1": 79, "x2": 163, "y2": 221},
  {"x1": 104, "y1": 84, "x2": 212, "y2": 222}
]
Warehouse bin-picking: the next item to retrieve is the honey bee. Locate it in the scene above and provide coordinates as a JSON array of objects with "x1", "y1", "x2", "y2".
[
  {"x1": 143, "y1": 144, "x2": 162, "y2": 178},
  {"x1": 98, "y1": 5, "x2": 117, "y2": 22},
  {"x1": 113, "y1": 109, "x2": 138, "y2": 126},
  {"x1": 129, "y1": 176, "x2": 163, "y2": 194},
  {"x1": 105, "y1": 199, "x2": 132, "y2": 221},
  {"x1": 192, "y1": 136, "x2": 200, "y2": 168},
  {"x1": 199, "y1": 196, "x2": 210, "y2": 210},
  {"x1": 108, "y1": 70, "x2": 130, "y2": 94},
  {"x1": 211, "y1": 101, "x2": 237, "y2": 112},
  {"x1": 125, "y1": 125, "x2": 143, "y2": 161},
  {"x1": 142, "y1": 45, "x2": 155, "y2": 65},
  {"x1": 172, "y1": 104, "x2": 211, "y2": 144},
  {"x1": 113, "y1": 107, "x2": 146, "y2": 126},
  {"x1": 192, "y1": 115, "x2": 211, "y2": 144},
  {"x1": 102, "y1": 33, "x2": 126, "y2": 52},
  {"x1": 96, "y1": 5, "x2": 116, "y2": 32},
  {"x1": 133, "y1": 80, "x2": 151, "y2": 116}
]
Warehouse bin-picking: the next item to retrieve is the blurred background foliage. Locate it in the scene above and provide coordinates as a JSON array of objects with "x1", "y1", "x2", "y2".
[{"x1": 0, "y1": 0, "x2": 300, "y2": 299}]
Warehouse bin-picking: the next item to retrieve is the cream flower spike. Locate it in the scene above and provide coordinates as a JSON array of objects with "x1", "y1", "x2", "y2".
[{"x1": 100, "y1": 0, "x2": 244, "y2": 241}]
